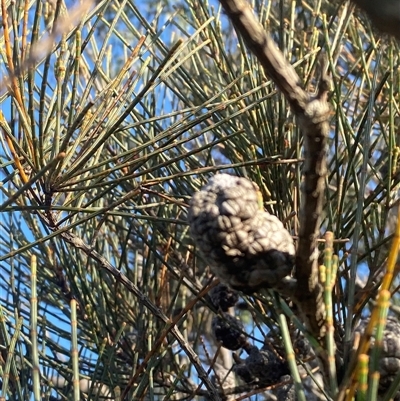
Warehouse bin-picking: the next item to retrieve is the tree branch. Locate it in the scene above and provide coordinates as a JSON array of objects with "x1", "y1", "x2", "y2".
[{"x1": 218, "y1": 0, "x2": 330, "y2": 340}]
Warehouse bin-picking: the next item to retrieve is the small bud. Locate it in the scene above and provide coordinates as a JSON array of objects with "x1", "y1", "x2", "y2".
[
  {"x1": 212, "y1": 313, "x2": 248, "y2": 350},
  {"x1": 209, "y1": 283, "x2": 239, "y2": 311},
  {"x1": 245, "y1": 346, "x2": 289, "y2": 386}
]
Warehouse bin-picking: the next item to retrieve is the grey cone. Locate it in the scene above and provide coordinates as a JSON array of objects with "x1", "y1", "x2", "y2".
[
  {"x1": 188, "y1": 174, "x2": 295, "y2": 293},
  {"x1": 355, "y1": 316, "x2": 400, "y2": 400}
]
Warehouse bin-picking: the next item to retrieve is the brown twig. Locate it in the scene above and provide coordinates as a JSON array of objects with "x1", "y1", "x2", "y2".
[{"x1": 218, "y1": 0, "x2": 331, "y2": 340}]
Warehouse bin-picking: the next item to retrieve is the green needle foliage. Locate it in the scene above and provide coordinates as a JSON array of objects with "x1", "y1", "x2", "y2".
[{"x1": 0, "y1": 0, "x2": 399, "y2": 400}]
